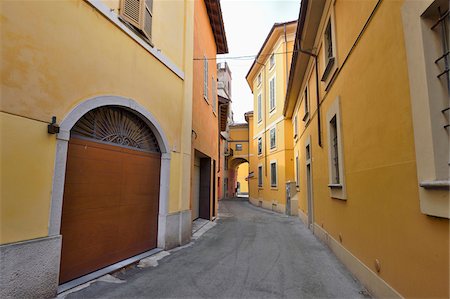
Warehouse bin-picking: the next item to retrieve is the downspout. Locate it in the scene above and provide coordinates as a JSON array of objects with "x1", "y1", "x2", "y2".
[{"x1": 297, "y1": 40, "x2": 322, "y2": 147}]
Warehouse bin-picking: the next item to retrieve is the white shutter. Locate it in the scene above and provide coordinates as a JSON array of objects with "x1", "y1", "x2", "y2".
[
  {"x1": 142, "y1": 0, "x2": 153, "y2": 40},
  {"x1": 120, "y1": 0, "x2": 144, "y2": 29}
]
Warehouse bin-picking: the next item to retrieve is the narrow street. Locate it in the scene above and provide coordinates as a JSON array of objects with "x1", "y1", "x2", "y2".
[{"x1": 63, "y1": 199, "x2": 368, "y2": 298}]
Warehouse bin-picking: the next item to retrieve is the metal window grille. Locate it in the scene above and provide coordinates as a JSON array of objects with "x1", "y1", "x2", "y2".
[
  {"x1": 432, "y1": 6, "x2": 450, "y2": 129},
  {"x1": 258, "y1": 137, "x2": 262, "y2": 155},
  {"x1": 258, "y1": 166, "x2": 263, "y2": 187},
  {"x1": 270, "y1": 128, "x2": 276, "y2": 149},
  {"x1": 330, "y1": 116, "x2": 340, "y2": 184},
  {"x1": 270, "y1": 162, "x2": 277, "y2": 187},
  {"x1": 325, "y1": 20, "x2": 333, "y2": 60}
]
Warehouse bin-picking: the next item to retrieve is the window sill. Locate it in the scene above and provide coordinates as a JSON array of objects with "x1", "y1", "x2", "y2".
[
  {"x1": 271, "y1": 186, "x2": 278, "y2": 190},
  {"x1": 328, "y1": 183, "x2": 343, "y2": 189},
  {"x1": 270, "y1": 146, "x2": 277, "y2": 152},
  {"x1": 420, "y1": 180, "x2": 450, "y2": 189},
  {"x1": 302, "y1": 111, "x2": 309, "y2": 122}
]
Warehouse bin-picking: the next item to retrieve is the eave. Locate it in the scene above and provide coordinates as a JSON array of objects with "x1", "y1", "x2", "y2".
[
  {"x1": 245, "y1": 20, "x2": 297, "y2": 91},
  {"x1": 283, "y1": 0, "x2": 326, "y2": 117},
  {"x1": 205, "y1": 0, "x2": 229, "y2": 54}
]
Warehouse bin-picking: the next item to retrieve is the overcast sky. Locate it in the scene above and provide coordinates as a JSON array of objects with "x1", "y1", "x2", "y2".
[{"x1": 218, "y1": 0, "x2": 301, "y2": 123}]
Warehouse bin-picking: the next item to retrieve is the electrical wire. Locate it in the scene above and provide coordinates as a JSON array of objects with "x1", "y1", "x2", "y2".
[{"x1": 193, "y1": 50, "x2": 298, "y2": 61}]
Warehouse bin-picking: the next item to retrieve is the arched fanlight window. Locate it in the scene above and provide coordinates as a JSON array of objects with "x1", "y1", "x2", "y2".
[{"x1": 71, "y1": 106, "x2": 160, "y2": 153}]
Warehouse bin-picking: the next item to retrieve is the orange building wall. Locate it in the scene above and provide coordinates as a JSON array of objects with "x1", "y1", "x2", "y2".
[{"x1": 191, "y1": 0, "x2": 219, "y2": 218}]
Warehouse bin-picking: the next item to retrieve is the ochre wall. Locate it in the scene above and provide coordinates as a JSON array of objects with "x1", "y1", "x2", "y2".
[
  {"x1": 1, "y1": 0, "x2": 192, "y2": 244},
  {"x1": 292, "y1": 0, "x2": 449, "y2": 297},
  {"x1": 236, "y1": 163, "x2": 249, "y2": 193}
]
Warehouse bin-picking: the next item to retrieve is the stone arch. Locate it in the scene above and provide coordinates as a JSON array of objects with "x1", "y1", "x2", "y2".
[{"x1": 49, "y1": 96, "x2": 171, "y2": 249}]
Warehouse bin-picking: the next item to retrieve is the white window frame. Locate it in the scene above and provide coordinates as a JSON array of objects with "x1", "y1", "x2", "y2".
[
  {"x1": 326, "y1": 96, "x2": 346, "y2": 200},
  {"x1": 257, "y1": 137, "x2": 263, "y2": 156},
  {"x1": 269, "y1": 53, "x2": 275, "y2": 69},
  {"x1": 258, "y1": 164, "x2": 263, "y2": 188},
  {"x1": 269, "y1": 127, "x2": 276, "y2": 150},
  {"x1": 321, "y1": 6, "x2": 338, "y2": 89},
  {"x1": 257, "y1": 72, "x2": 262, "y2": 87},
  {"x1": 293, "y1": 114, "x2": 298, "y2": 138},
  {"x1": 203, "y1": 56, "x2": 209, "y2": 101},
  {"x1": 401, "y1": 0, "x2": 449, "y2": 218},
  {"x1": 269, "y1": 76, "x2": 276, "y2": 113},
  {"x1": 303, "y1": 85, "x2": 310, "y2": 122},
  {"x1": 270, "y1": 160, "x2": 278, "y2": 188},
  {"x1": 257, "y1": 93, "x2": 262, "y2": 123}
]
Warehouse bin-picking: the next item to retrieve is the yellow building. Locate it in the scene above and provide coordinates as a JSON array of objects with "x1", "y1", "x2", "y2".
[
  {"x1": 284, "y1": 0, "x2": 449, "y2": 297},
  {"x1": 0, "y1": 0, "x2": 217, "y2": 297},
  {"x1": 236, "y1": 162, "x2": 249, "y2": 195},
  {"x1": 246, "y1": 21, "x2": 297, "y2": 213},
  {"x1": 227, "y1": 123, "x2": 250, "y2": 197}
]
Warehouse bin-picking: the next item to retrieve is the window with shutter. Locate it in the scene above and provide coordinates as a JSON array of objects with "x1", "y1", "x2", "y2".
[{"x1": 120, "y1": 0, "x2": 153, "y2": 42}]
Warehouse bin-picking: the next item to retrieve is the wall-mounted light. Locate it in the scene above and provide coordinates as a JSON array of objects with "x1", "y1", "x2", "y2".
[{"x1": 48, "y1": 116, "x2": 60, "y2": 134}]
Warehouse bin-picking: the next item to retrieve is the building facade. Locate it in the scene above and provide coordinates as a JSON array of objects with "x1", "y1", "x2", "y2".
[
  {"x1": 246, "y1": 21, "x2": 297, "y2": 213},
  {"x1": 217, "y1": 62, "x2": 232, "y2": 200},
  {"x1": 284, "y1": 0, "x2": 449, "y2": 297},
  {"x1": 227, "y1": 123, "x2": 250, "y2": 197},
  {"x1": 190, "y1": 0, "x2": 227, "y2": 221},
  {"x1": 0, "y1": 0, "x2": 225, "y2": 297}
]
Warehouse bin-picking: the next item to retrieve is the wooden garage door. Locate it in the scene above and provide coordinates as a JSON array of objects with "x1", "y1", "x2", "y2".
[{"x1": 59, "y1": 137, "x2": 161, "y2": 284}]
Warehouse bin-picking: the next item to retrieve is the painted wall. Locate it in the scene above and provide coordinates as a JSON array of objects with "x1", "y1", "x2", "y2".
[
  {"x1": 236, "y1": 163, "x2": 249, "y2": 194},
  {"x1": 1, "y1": 0, "x2": 193, "y2": 244},
  {"x1": 191, "y1": 0, "x2": 219, "y2": 219},
  {"x1": 291, "y1": 0, "x2": 449, "y2": 297}
]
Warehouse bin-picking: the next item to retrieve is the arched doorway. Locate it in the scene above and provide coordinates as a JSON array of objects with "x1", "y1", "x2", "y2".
[
  {"x1": 228, "y1": 158, "x2": 249, "y2": 198},
  {"x1": 58, "y1": 106, "x2": 162, "y2": 284}
]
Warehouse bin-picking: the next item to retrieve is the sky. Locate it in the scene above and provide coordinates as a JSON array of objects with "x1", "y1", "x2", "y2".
[{"x1": 218, "y1": 0, "x2": 301, "y2": 123}]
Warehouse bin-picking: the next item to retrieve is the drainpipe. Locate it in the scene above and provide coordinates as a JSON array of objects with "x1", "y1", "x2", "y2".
[{"x1": 297, "y1": 40, "x2": 322, "y2": 147}]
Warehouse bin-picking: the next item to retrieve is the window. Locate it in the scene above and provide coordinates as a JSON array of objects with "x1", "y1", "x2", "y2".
[
  {"x1": 269, "y1": 53, "x2": 275, "y2": 69},
  {"x1": 303, "y1": 86, "x2": 309, "y2": 121},
  {"x1": 295, "y1": 155, "x2": 299, "y2": 187},
  {"x1": 402, "y1": 0, "x2": 449, "y2": 217},
  {"x1": 330, "y1": 116, "x2": 340, "y2": 184},
  {"x1": 270, "y1": 161, "x2": 277, "y2": 187},
  {"x1": 269, "y1": 127, "x2": 276, "y2": 149},
  {"x1": 212, "y1": 76, "x2": 216, "y2": 112},
  {"x1": 257, "y1": 73, "x2": 262, "y2": 86},
  {"x1": 257, "y1": 93, "x2": 262, "y2": 123},
  {"x1": 257, "y1": 137, "x2": 262, "y2": 155},
  {"x1": 321, "y1": 13, "x2": 337, "y2": 83},
  {"x1": 203, "y1": 56, "x2": 208, "y2": 100},
  {"x1": 235, "y1": 144, "x2": 242, "y2": 151},
  {"x1": 120, "y1": 0, "x2": 153, "y2": 42},
  {"x1": 269, "y1": 77, "x2": 276, "y2": 112},
  {"x1": 326, "y1": 96, "x2": 346, "y2": 199},
  {"x1": 293, "y1": 114, "x2": 298, "y2": 138},
  {"x1": 258, "y1": 165, "x2": 263, "y2": 187}
]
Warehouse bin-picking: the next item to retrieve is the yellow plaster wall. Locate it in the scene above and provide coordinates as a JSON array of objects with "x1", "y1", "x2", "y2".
[
  {"x1": 1, "y1": 0, "x2": 193, "y2": 243},
  {"x1": 0, "y1": 113, "x2": 56, "y2": 244},
  {"x1": 236, "y1": 163, "x2": 249, "y2": 193},
  {"x1": 292, "y1": 0, "x2": 449, "y2": 297}
]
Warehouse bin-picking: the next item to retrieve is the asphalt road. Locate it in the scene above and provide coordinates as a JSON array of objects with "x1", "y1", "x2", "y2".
[{"x1": 64, "y1": 199, "x2": 369, "y2": 298}]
